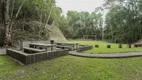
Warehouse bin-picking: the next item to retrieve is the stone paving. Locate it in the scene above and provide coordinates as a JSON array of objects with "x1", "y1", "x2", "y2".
[{"x1": 69, "y1": 51, "x2": 142, "y2": 58}]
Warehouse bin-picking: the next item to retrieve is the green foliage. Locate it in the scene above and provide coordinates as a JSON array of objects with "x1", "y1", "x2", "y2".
[
  {"x1": 12, "y1": 21, "x2": 49, "y2": 42},
  {"x1": 56, "y1": 15, "x2": 71, "y2": 38},
  {"x1": 57, "y1": 11, "x2": 103, "y2": 39},
  {"x1": 104, "y1": 0, "x2": 142, "y2": 43},
  {"x1": 8, "y1": 0, "x2": 62, "y2": 42},
  {"x1": 58, "y1": 0, "x2": 142, "y2": 43},
  {"x1": 10, "y1": 0, "x2": 59, "y2": 21}
]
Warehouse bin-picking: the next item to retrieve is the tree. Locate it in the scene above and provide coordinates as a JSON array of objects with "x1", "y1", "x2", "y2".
[
  {"x1": 104, "y1": 0, "x2": 142, "y2": 43},
  {"x1": 0, "y1": 0, "x2": 62, "y2": 46},
  {"x1": 0, "y1": 0, "x2": 10, "y2": 46},
  {"x1": 58, "y1": 11, "x2": 103, "y2": 39}
]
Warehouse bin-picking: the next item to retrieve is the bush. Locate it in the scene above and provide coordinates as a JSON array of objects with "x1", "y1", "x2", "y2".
[
  {"x1": 118, "y1": 44, "x2": 122, "y2": 48},
  {"x1": 107, "y1": 45, "x2": 111, "y2": 48},
  {"x1": 95, "y1": 45, "x2": 99, "y2": 48}
]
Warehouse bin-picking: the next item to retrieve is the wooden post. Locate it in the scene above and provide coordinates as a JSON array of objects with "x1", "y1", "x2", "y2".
[
  {"x1": 118, "y1": 44, "x2": 122, "y2": 48},
  {"x1": 127, "y1": 44, "x2": 131, "y2": 48},
  {"x1": 95, "y1": 45, "x2": 99, "y2": 48},
  {"x1": 107, "y1": 45, "x2": 111, "y2": 48}
]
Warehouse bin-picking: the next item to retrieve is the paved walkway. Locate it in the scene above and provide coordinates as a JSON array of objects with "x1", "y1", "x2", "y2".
[
  {"x1": 69, "y1": 51, "x2": 142, "y2": 58},
  {"x1": 0, "y1": 48, "x2": 6, "y2": 56}
]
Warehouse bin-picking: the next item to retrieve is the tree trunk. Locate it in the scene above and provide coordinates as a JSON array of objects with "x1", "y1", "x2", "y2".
[
  {"x1": 0, "y1": 0, "x2": 11, "y2": 47},
  {"x1": 0, "y1": 0, "x2": 6, "y2": 46}
]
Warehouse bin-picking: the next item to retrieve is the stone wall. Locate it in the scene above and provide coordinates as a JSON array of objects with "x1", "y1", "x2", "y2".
[
  {"x1": 6, "y1": 49, "x2": 32, "y2": 64},
  {"x1": 77, "y1": 45, "x2": 93, "y2": 52},
  {"x1": 6, "y1": 49, "x2": 69, "y2": 65},
  {"x1": 56, "y1": 43, "x2": 79, "y2": 50}
]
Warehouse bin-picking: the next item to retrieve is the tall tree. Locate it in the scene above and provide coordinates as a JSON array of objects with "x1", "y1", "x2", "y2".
[
  {"x1": 58, "y1": 11, "x2": 103, "y2": 39},
  {"x1": 104, "y1": 0, "x2": 142, "y2": 43},
  {"x1": 0, "y1": 0, "x2": 10, "y2": 46},
  {"x1": 0, "y1": 0, "x2": 62, "y2": 46}
]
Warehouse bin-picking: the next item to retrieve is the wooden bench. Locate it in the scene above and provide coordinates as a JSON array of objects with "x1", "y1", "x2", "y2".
[{"x1": 23, "y1": 47, "x2": 45, "y2": 54}]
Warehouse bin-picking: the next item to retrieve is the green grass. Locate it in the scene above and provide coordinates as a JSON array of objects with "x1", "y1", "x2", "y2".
[
  {"x1": 0, "y1": 56, "x2": 142, "y2": 80},
  {"x1": 0, "y1": 40, "x2": 142, "y2": 80},
  {"x1": 71, "y1": 40, "x2": 142, "y2": 53},
  {"x1": 0, "y1": 56, "x2": 20, "y2": 77}
]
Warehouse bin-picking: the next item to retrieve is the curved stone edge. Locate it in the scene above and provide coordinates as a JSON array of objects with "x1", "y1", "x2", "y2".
[
  {"x1": 69, "y1": 51, "x2": 142, "y2": 58},
  {"x1": 91, "y1": 51, "x2": 142, "y2": 54}
]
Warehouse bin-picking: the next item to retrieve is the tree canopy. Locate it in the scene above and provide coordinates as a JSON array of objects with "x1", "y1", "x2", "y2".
[
  {"x1": 57, "y1": 11, "x2": 103, "y2": 40},
  {"x1": 104, "y1": 0, "x2": 142, "y2": 43},
  {"x1": 0, "y1": 0, "x2": 62, "y2": 46},
  {"x1": 1, "y1": 0, "x2": 142, "y2": 46}
]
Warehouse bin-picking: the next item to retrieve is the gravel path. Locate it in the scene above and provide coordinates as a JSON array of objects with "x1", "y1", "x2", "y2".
[
  {"x1": 0, "y1": 48, "x2": 6, "y2": 56},
  {"x1": 69, "y1": 51, "x2": 142, "y2": 58}
]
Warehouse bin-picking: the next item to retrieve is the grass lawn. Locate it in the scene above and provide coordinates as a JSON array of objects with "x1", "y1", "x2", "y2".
[
  {"x1": 71, "y1": 40, "x2": 142, "y2": 53},
  {"x1": 0, "y1": 56, "x2": 20, "y2": 77},
  {"x1": 0, "y1": 40, "x2": 142, "y2": 80},
  {"x1": 0, "y1": 56, "x2": 142, "y2": 80}
]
